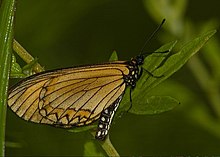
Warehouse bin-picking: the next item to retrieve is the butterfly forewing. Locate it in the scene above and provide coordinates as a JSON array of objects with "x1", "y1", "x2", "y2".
[{"x1": 8, "y1": 62, "x2": 129, "y2": 127}]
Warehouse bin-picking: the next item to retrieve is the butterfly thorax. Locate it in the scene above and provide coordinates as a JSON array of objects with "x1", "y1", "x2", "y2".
[{"x1": 123, "y1": 55, "x2": 144, "y2": 88}]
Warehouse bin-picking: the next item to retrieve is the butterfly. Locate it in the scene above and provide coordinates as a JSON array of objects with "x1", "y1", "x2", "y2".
[{"x1": 8, "y1": 20, "x2": 165, "y2": 140}]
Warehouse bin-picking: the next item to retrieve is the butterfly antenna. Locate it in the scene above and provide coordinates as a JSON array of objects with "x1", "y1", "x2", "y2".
[{"x1": 139, "y1": 19, "x2": 166, "y2": 55}]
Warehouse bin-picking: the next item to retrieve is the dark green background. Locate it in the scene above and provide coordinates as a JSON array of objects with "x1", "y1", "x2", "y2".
[{"x1": 6, "y1": 0, "x2": 220, "y2": 156}]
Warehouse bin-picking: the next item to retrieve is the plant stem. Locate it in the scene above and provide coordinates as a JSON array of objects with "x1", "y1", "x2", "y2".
[
  {"x1": 13, "y1": 39, "x2": 44, "y2": 73},
  {"x1": 0, "y1": 0, "x2": 16, "y2": 156},
  {"x1": 100, "y1": 136, "x2": 120, "y2": 156},
  {"x1": 90, "y1": 132, "x2": 119, "y2": 156}
]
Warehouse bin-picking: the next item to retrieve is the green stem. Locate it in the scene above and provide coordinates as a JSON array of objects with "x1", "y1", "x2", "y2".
[
  {"x1": 13, "y1": 39, "x2": 44, "y2": 73},
  {"x1": 100, "y1": 136, "x2": 120, "y2": 156},
  {"x1": 90, "y1": 132, "x2": 119, "y2": 156},
  {"x1": 0, "y1": 0, "x2": 16, "y2": 156}
]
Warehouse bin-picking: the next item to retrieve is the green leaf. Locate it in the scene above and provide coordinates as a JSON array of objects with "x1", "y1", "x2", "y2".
[
  {"x1": 142, "y1": 40, "x2": 177, "y2": 79},
  {"x1": 130, "y1": 96, "x2": 179, "y2": 115},
  {"x1": 127, "y1": 30, "x2": 216, "y2": 115},
  {"x1": 108, "y1": 50, "x2": 118, "y2": 61},
  {"x1": 155, "y1": 30, "x2": 216, "y2": 77}
]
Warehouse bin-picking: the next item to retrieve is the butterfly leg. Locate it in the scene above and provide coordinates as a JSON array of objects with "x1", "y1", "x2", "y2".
[
  {"x1": 95, "y1": 95, "x2": 123, "y2": 140},
  {"x1": 126, "y1": 88, "x2": 133, "y2": 112},
  {"x1": 142, "y1": 67, "x2": 164, "y2": 78}
]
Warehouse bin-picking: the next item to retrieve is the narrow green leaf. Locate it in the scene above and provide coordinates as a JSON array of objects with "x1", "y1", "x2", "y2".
[
  {"x1": 108, "y1": 50, "x2": 118, "y2": 61},
  {"x1": 128, "y1": 30, "x2": 216, "y2": 115},
  {"x1": 155, "y1": 30, "x2": 216, "y2": 77},
  {"x1": 139, "y1": 40, "x2": 177, "y2": 87},
  {"x1": 0, "y1": 0, "x2": 16, "y2": 156},
  {"x1": 140, "y1": 30, "x2": 215, "y2": 94}
]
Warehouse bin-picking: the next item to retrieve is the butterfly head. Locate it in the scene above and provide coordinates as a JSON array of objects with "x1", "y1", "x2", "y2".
[
  {"x1": 132, "y1": 55, "x2": 144, "y2": 66},
  {"x1": 137, "y1": 55, "x2": 145, "y2": 65}
]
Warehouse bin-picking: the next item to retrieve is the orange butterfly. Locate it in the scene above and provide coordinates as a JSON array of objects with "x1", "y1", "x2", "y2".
[
  {"x1": 8, "y1": 19, "x2": 165, "y2": 140},
  {"x1": 8, "y1": 56, "x2": 144, "y2": 140}
]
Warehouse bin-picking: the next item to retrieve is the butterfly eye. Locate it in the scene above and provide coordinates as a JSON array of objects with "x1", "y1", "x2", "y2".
[{"x1": 135, "y1": 55, "x2": 144, "y2": 65}]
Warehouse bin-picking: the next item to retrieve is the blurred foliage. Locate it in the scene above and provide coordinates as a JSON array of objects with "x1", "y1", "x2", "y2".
[{"x1": 4, "y1": 0, "x2": 220, "y2": 156}]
